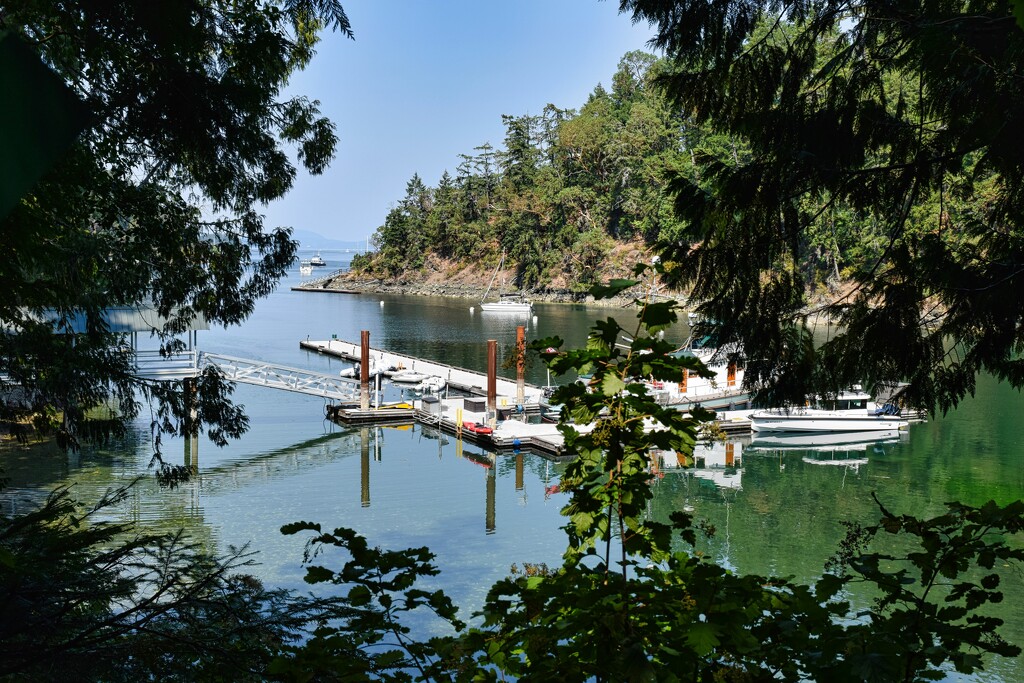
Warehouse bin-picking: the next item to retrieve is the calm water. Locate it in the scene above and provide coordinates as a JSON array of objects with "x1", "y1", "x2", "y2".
[{"x1": 3, "y1": 249, "x2": 1023, "y2": 680}]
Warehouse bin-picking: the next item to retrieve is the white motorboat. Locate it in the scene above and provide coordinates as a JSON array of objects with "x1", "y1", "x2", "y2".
[
  {"x1": 418, "y1": 376, "x2": 446, "y2": 393},
  {"x1": 750, "y1": 388, "x2": 909, "y2": 432},
  {"x1": 390, "y1": 369, "x2": 430, "y2": 384},
  {"x1": 480, "y1": 251, "x2": 533, "y2": 313},
  {"x1": 299, "y1": 260, "x2": 313, "y2": 276}
]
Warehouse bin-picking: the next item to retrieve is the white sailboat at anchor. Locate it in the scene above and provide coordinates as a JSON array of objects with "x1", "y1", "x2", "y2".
[{"x1": 480, "y1": 250, "x2": 533, "y2": 314}]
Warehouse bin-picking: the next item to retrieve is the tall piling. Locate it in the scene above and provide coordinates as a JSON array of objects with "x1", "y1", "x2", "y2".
[
  {"x1": 360, "y1": 330, "x2": 370, "y2": 410},
  {"x1": 487, "y1": 339, "x2": 497, "y2": 425},
  {"x1": 516, "y1": 325, "x2": 525, "y2": 406},
  {"x1": 184, "y1": 377, "x2": 198, "y2": 472}
]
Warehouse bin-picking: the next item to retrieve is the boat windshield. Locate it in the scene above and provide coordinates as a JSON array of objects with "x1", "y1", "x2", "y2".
[{"x1": 814, "y1": 398, "x2": 868, "y2": 410}]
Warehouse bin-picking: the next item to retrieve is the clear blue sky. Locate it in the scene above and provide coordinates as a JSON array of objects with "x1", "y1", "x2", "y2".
[{"x1": 263, "y1": 0, "x2": 657, "y2": 245}]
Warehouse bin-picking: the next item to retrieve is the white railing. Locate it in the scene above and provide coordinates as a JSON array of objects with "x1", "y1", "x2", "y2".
[
  {"x1": 199, "y1": 352, "x2": 360, "y2": 401},
  {"x1": 297, "y1": 267, "x2": 348, "y2": 289}
]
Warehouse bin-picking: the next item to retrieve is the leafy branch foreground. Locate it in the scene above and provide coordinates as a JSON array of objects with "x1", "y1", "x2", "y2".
[{"x1": 3, "y1": 282, "x2": 1023, "y2": 681}]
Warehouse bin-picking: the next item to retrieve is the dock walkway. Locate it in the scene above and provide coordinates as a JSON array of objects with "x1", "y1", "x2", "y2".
[{"x1": 300, "y1": 339, "x2": 546, "y2": 406}]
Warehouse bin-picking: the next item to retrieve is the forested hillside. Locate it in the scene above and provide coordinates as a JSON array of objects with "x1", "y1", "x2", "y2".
[{"x1": 349, "y1": 50, "x2": 885, "y2": 295}]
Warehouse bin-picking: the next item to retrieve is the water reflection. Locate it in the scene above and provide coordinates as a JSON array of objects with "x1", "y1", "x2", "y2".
[{"x1": 4, "y1": 264, "x2": 1023, "y2": 680}]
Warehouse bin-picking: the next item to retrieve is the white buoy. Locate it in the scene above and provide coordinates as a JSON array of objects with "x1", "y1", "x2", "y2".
[
  {"x1": 532, "y1": 315, "x2": 538, "y2": 323},
  {"x1": 379, "y1": 300, "x2": 384, "y2": 306},
  {"x1": 469, "y1": 306, "x2": 475, "y2": 314}
]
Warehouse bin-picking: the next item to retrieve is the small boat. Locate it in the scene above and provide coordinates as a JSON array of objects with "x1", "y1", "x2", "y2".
[
  {"x1": 299, "y1": 263, "x2": 313, "y2": 276},
  {"x1": 339, "y1": 360, "x2": 386, "y2": 378},
  {"x1": 462, "y1": 421, "x2": 493, "y2": 435},
  {"x1": 480, "y1": 250, "x2": 533, "y2": 313},
  {"x1": 309, "y1": 252, "x2": 326, "y2": 266},
  {"x1": 749, "y1": 387, "x2": 909, "y2": 433},
  {"x1": 390, "y1": 369, "x2": 429, "y2": 384},
  {"x1": 418, "y1": 376, "x2": 446, "y2": 393}
]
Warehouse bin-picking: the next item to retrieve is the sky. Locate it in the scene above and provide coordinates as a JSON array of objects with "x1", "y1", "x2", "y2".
[{"x1": 263, "y1": 0, "x2": 659, "y2": 245}]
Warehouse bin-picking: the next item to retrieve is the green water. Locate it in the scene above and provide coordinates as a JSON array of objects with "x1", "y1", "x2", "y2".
[{"x1": 2, "y1": 254, "x2": 1022, "y2": 680}]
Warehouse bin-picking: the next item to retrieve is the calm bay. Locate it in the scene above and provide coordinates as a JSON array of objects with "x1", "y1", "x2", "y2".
[{"x1": 2, "y1": 250, "x2": 1022, "y2": 681}]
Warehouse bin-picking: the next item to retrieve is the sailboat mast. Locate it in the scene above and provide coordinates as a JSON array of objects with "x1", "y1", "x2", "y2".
[{"x1": 482, "y1": 250, "x2": 504, "y2": 303}]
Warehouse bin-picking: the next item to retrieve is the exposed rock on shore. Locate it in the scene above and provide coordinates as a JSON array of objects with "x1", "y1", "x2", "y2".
[{"x1": 309, "y1": 275, "x2": 683, "y2": 308}]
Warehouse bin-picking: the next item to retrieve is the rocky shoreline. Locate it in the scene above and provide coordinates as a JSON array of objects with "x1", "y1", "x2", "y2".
[{"x1": 297, "y1": 275, "x2": 689, "y2": 310}]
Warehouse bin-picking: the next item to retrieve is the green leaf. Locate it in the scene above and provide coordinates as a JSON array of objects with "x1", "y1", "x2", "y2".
[
  {"x1": 600, "y1": 373, "x2": 627, "y2": 396},
  {"x1": 685, "y1": 622, "x2": 720, "y2": 655},
  {"x1": 281, "y1": 521, "x2": 321, "y2": 535},
  {"x1": 591, "y1": 279, "x2": 639, "y2": 299},
  {"x1": 304, "y1": 565, "x2": 336, "y2": 584}
]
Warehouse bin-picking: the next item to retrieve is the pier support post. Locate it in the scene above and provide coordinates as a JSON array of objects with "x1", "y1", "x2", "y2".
[
  {"x1": 183, "y1": 377, "x2": 198, "y2": 472},
  {"x1": 515, "y1": 452, "x2": 524, "y2": 491},
  {"x1": 516, "y1": 325, "x2": 525, "y2": 407},
  {"x1": 360, "y1": 330, "x2": 370, "y2": 410},
  {"x1": 487, "y1": 339, "x2": 497, "y2": 426}
]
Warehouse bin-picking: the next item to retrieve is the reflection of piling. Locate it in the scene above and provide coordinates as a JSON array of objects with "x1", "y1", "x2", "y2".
[
  {"x1": 515, "y1": 452, "x2": 524, "y2": 491},
  {"x1": 487, "y1": 339, "x2": 497, "y2": 426},
  {"x1": 360, "y1": 330, "x2": 370, "y2": 410},
  {"x1": 486, "y1": 463, "x2": 496, "y2": 533},
  {"x1": 360, "y1": 426, "x2": 370, "y2": 507},
  {"x1": 516, "y1": 325, "x2": 525, "y2": 406}
]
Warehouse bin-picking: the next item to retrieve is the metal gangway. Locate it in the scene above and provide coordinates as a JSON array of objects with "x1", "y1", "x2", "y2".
[
  {"x1": 296, "y1": 266, "x2": 347, "y2": 289},
  {"x1": 198, "y1": 352, "x2": 360, "y2": 402}
]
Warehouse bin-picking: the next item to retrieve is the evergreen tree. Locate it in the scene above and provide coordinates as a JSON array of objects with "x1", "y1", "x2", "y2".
[
  {"x1": 623, "y1": 0, "x2": 1024, "y2": 411},
  {"x1": 0, "y1": 1, "x2": 351, "y2": 453}
]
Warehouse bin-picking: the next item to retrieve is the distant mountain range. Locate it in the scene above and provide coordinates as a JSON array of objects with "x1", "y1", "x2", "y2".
[{"x1": 291, "y1": 229, "x2": 368, "y2": 251}]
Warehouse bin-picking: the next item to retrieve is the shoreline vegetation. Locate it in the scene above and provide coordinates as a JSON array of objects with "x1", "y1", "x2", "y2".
[{"x1": 306, "y1": 244, "x2": 683, "y2": 308}]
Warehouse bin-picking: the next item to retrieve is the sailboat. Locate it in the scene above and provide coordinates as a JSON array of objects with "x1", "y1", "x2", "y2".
[{"x1": 480, "y1": 251, "x2": 533, "y2": 313}]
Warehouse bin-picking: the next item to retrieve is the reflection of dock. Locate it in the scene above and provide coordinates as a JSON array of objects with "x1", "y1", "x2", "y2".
[{"x1": 654, "y1": 440, "x2": 743, "y2": 490}]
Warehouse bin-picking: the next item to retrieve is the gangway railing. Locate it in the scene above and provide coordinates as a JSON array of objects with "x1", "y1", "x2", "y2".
[
  {"x1": 297, "y1": 266, "x2": 347, "y2": 289},
  {"x1": 198, "y1": 352, "x2": 359, "y2": 401}
]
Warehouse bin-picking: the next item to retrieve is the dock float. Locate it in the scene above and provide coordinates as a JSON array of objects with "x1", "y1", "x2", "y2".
[{"x1": 300, "y1": 338, "x2": 546, "y2": 405}]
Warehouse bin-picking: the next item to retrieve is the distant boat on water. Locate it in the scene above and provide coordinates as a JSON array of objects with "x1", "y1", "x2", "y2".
[
  {"x1": 309, "y1": 252, "x2": 326, "y2": 267},
  {"x1": 480, "y1": 251, "x2": 533, "y2": 314}
]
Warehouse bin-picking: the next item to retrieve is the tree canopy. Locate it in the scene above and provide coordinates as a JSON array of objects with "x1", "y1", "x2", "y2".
[
  {"x1": 621, "y1": 0, "x2": 1024, "y2": 412},
  {"x1": 0, "y1": 1, "x2": 350, "y2": 453}
]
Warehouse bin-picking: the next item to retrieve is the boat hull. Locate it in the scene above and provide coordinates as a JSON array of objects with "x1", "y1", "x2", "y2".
[
  {"x1": 480, "y1": 301, "x2": 532, "y2": 313},
  {"x1": 750, "y1": 412, "x2": 908, "y2": 432}
]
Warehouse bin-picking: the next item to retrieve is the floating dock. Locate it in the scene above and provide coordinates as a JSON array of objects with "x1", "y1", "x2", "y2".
[
  {"x1": 413, "y1": 397, "x2": 575, "y2": 457},
  {"x1": 305, "y1": 338, "x2": 753, "y2": 458},
  {"x1": 300, "y1": 338, "x2": 546, "y2": 405}
]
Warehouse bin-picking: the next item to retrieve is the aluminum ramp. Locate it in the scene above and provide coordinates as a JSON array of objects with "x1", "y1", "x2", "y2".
[{"x1": 199, "y1": 352, "x2": 359, "y2": 402}]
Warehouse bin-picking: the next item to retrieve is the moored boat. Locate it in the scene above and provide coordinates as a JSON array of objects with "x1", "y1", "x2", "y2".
[
  {"x1": 480, "y1": 250, "x2": 533, "y2": 313},
  {"x1": 390, "y1": 369, "x2": 430, "y2": 384},
  {"x1": 641, "y1": 332, "x2": 750, "y2": 411},
  {"x1": 462, "y1": 421, "x2": 493, "y2": 435},
  {"x1": 480, "y1": 295, "x2": 533, "y2": 314},
  {"x1": 750, "y1": 388, "x2": 909, "y2": 432}
]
